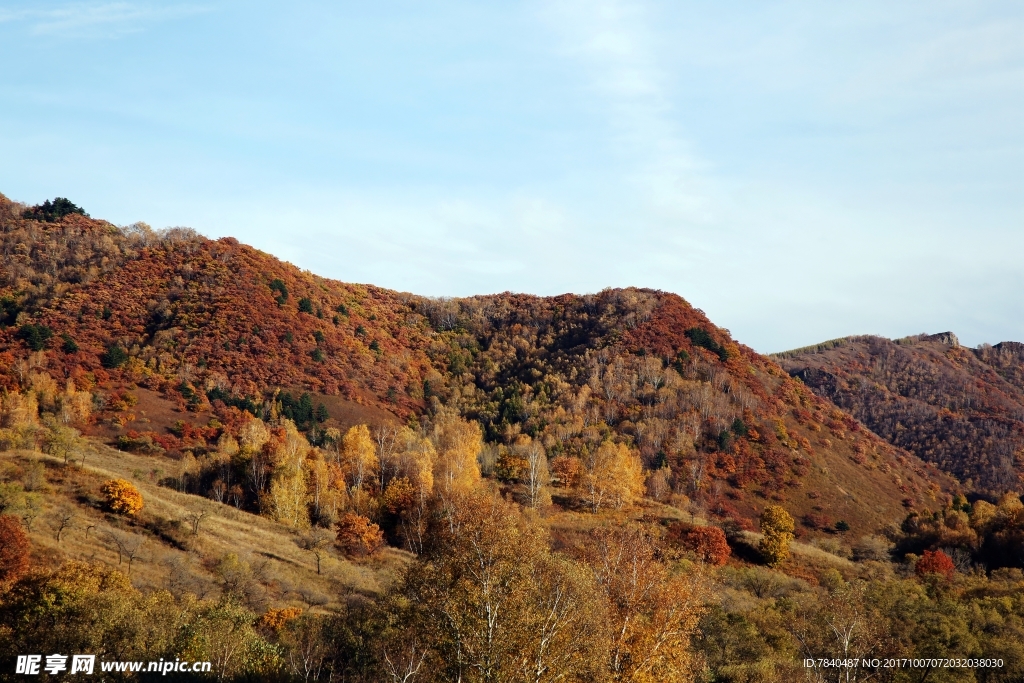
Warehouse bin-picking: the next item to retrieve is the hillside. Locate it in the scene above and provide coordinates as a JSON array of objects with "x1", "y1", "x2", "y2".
[
  {"x1": 775, "y1": 332, "x2": 1024, "y2": 495},
  {"x1": 0, "y1": 192, "x2": 954, "y2": 537}
]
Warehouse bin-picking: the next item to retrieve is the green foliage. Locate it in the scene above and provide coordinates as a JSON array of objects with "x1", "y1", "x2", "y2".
[
  {"x1": 206, "y1": 386, "x2": 260, "y2": 415},
  {"x1": 22, "y1": 197, "x2": 88, "y2": 222},
  {"x1": 278, "y1": 391, "x2": 327, "y2": 430},
  {"x1": 310, "y1": 348, "x2": 325, "y2": 363},
  {"x1": 269, "y1": 278, "x2": 288, "y2": 306},
  {"x1": 835, "y1": 520, "x2": 850, "y2": 533},
  {"x1": 368, "y1": 340, "x2": 380, "y2": 353},
  {"x1": 731, "y1": 418, "x2": 748, "y2": 436},
  {"x1": 298, "y1": 297, "x2": 314, "y2": 314},
  {"x1": 60, "y1": 332, "x2": 78, "y2": 353},
  {"x1": 16, "y1": 324, "x2": 53, "y2": 351},
  {"x1": 101, "y1": 344, "x2": 128, "y2": 369},
  {"x1": 313, "y1": 329, "x2": 325, "y2": 344},
  {"x1": 335, "y1": 303, "x2": 348, "y2": 315},
  {"x1": 686, "y1": 327, "x2": 729, "y2": 361},
  {"x1": 0, "y1": 295, "x2": 21, "y2": 327}
]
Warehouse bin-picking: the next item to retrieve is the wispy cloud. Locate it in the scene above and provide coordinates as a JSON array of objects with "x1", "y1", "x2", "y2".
[
  {"x1": 541, "y1": 0, "x2": 717, "y2": 228},
  {"x1": 0, "y1": 2, "x2": 210, "y2": 38}
]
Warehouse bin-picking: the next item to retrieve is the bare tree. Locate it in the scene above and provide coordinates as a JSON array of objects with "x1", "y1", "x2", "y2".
[
  {"x1": 297, "y1": 529, "x2": 333, "y2": 575},
  {"x1": 523, "y1": 442, "x2": 550, "y2": 509},
  {"x1": 122, "y1": 535, "x2": 145, "y2": 576},
  {"x1": 184, "y1": 505, "x2": 210, "y2": 536},
  {"x1": 53, "y1": 506, "x2": 75, "y2": 543},
  {"x1": 383, "y1": 644, "x2": 427, "y2": 683}
]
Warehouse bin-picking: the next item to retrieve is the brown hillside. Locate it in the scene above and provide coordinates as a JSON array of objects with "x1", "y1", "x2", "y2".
[
  {"x1": 775, "y1": 332, "x2": 1024, "y2": 495},
  {"x1": 0, "y1": 193, "x2": 954, "y2": 535}
]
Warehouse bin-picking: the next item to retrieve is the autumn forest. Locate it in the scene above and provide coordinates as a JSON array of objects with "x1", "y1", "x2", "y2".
[{"x1": 2, "y1": 194, "x2": 1024, "y2": 682}]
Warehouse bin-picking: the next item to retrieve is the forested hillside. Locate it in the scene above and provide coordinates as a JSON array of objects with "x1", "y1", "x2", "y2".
[
  {"x1": 11, "y1": 195, "x2": 1024, "y2": 682},
  {"x1": 776, "y1": 332, "x2": 1024, "y2": 495},
  {"x1": 0, "y1": 193, "x2": 951, "y2": 535}
]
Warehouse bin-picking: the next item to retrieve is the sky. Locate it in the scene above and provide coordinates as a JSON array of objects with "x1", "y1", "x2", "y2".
[{"x1": 0, "y1": 1, "x2": 1022, "y2": 353}]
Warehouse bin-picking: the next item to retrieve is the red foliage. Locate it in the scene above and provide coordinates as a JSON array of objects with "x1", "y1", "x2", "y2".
[
  {"x1": 802, "y1": 512, "x2": 833, "y2": 531},
  {"x1": 0, "y1": 514, "x2": 30, "y2": 585},
  {"x1": 916, "y1": 549, "x2": 955, "y2": 580},
  {"x1": 667, "y1": 523, "x2": 730, "y2": 566}
]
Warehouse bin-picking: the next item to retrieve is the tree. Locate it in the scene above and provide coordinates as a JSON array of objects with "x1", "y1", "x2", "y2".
[
  {"x1": 43, "y1": 421, "x2": 79, "y2": 465},
  {"x1": 521, "y1": 440, "x2": 551, "y2": 509},
  {"x1": 341, "y1": 424, "x2": 379, "y2": 492},
  {"x1": 0, "y1": 514, "x2": 30, "y2": 585},
  {"x1": 430, "y1": 410, "x2": 482, "y2": 497},
  {"x1": 53, "y1": 506, "x2": 75, "y2": 543},
  {"x1": 575, "y1": 524, "x2": 706, "y2": 681},
  {"x1": 582, "y1": 442, "x2": 645, "y2": 512},
  {"x1": 100, "y1": 478, "x2": 144, "y2": 516},
  {"x1": 759, "y1": 505, "x2": 794, "y2": 567},
  {"x1": 404, "y1": 490, "x2": 605, "y2": 682},
  {"x1": 916, "y1": 549, "x2": 955, "y2": 580},
  {"x1": 336, "y1": 512, "x2": 384, "y2": 557},
  {"x1": 298, "y1": 529, "x2": 333, "y2": 575}
]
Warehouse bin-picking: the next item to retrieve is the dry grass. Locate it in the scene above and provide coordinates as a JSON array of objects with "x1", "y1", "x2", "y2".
[{"x1": 4, "y1": 439, "x2": 411, "y2": 613}]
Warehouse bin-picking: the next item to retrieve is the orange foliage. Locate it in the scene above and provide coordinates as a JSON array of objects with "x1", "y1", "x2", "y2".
[
  {"x1": 335, "y1": 512, "x2": 384, "y2": 557},
  {"x1": 0, "y1": 515, "x2": 30, "y2": 585},
  {"x1": 256, "y1": 606, "x2": 303, "y2": 632},
  {"x1": 551, "y1": 456, "x2": 582, "y2": 488},
  {"x1": 100, "y1": 478, "x2": 144, "y2": 516}
]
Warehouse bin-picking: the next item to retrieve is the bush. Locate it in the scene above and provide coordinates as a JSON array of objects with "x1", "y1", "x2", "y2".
[
  {"x1": 916, "y1": 549, "x2": 955, "y2": 580},
  {"x1": 335, "y1": 512, "x2": 383, "y2": 557},
  {"x1": 100, "y1": 479, "x2": 144, "y2": 516},
  {"x1": 298, "y1": 297, "x2": 314, "y2": 314},
  {"x1": 668, "y1": 523, "x2": 731, "y2": 566}
]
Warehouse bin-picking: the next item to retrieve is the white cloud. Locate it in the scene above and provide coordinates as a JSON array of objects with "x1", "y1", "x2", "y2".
[{"x1": 0, "y1": 2, "x2": 209, "y2": 38}]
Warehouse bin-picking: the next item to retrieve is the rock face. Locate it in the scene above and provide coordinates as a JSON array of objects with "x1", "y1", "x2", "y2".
[{"x1": 922, "y1": 331, "x2": 960, "y2": 348}]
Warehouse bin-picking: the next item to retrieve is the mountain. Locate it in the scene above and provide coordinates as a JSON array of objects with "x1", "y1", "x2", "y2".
[
  {"x1": 774, "y1": 332, "x2": 1024, "y2": 495},
  {"x1": 0, "y1": 193, "x2": 953, "y2": 535}
]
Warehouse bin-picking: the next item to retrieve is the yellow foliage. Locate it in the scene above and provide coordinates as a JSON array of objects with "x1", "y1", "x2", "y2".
[
  {"x1": 583, "y1": 441, "x2": 645, "y2": 512},
  {"x1": 758, "y1": 505, "x2": 794, "y2": 567},
  {"x1": 341, "y1": 424, "x2": 378, "y2": 491},
  {"x1": 430, "y1": 409, "x2": 481, "y2": 496},
  {"x1": 100, "y1": 479, "x2": 144, "y2": 516}
]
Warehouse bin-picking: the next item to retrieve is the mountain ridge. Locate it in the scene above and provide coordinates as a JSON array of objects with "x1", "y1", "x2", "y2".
[{"x1": 0, "y1": 193, "x2": 955, "y2": 535}]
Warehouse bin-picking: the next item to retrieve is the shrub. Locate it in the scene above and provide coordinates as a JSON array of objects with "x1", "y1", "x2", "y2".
[
  {"x1": 916, "y1": 549, "x2": 955, "y2": 580},
  {"x1": 668, "y1": 523, "x2": 730, "y2": 566},
  {"x1": 298, "y1": 297, "x2": 314, "y2": 314},
  {"x1": 336, "y1": 512, "x2": 383, "y2": 557},
  {"x1": 100, "y1": 479, "x2": 144, "y2": 516}
]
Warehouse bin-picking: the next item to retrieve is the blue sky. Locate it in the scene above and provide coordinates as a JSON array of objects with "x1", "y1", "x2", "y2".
[{"x1": 1, "y1": 1, "x2": 1022, "y2": 352}]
